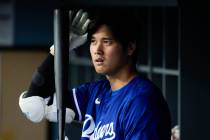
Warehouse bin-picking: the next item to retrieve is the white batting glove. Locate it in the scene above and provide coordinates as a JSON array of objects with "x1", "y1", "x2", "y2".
[
  {"x1": 19, "y1": 91, "x2": 50, "y2": 123},
  {"x1": 45, "y1": 94, "x2": 75, "y2": 123},
  {"x1": 65, "y1": 136, "x2": 69, "y2": 140},
  {"x1": 19, "y1": 92, "x2": 75, "y2": 123},
  {"x1": 171, "y1": 125, "x2": 180, "y2": 140}
]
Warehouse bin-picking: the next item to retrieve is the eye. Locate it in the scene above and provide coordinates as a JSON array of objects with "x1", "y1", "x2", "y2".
[
  {"x1": 103, "y1": 39, "x2": 113, "y2": 46},
  {"x1": 90, "y1": 38, "x2": 97, "y2": 45}
]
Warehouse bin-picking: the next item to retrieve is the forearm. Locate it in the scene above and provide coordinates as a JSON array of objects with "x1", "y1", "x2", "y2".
[{"x1": 23, "y1": 53, "x2": 55, "y2": 98}]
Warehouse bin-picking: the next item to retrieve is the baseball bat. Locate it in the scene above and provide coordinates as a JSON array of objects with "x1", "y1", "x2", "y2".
[{"x1": 54, "y1": 9, "x2": 70, "y2": 140}]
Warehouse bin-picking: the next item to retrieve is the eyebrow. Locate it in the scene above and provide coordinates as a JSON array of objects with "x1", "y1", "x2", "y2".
[{"x1": 91, "y1": 36, "x2": 114, "y2": 40}]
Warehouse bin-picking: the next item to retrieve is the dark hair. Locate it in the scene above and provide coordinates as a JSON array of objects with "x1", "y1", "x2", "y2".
[
  {"x1": 87, "y1": 10, "x2": 139, "y2": 46},
  {"x1": 87, "y1": 9, "x2": 141, "y2": 66}
]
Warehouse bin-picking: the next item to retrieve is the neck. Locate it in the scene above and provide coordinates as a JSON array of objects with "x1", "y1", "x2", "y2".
[{"x1": 106, "y1": 65, "x2": 137, "y2": 91}]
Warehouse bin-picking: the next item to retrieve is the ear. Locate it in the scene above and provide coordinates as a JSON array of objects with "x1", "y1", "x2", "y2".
[{"x1": 127, "y1": 42, "x2": 136, "y2": 56}]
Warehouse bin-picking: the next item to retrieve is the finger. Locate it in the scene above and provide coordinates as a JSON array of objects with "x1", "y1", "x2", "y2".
[
  {"x1": 50, "y1": 45, "x2": 55, "y2": 55},
  {"x1": 69, "y1": 10, "x2": 74, "y2": 24},
  {"x1": 77, "y1": 12, "x2": 88, "y2": 28},
  {"x1": 72, "y1": 9, "x2": 83, "y2": 27},
  {"x1": 82, "y1": 19, "x2": 91, "y2": 32}
]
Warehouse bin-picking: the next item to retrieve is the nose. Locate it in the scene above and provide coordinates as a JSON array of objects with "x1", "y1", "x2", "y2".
[{"x1": 94, "y1": 41, "x2": 103, "y2": 55}]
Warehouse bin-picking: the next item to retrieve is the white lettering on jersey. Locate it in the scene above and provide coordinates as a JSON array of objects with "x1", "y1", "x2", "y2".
[
  {"x1": 94, "y1": 121, "x2": 116, "y2": 140},
  {"x1": 82, "y1": 114, "x2": 116, "y2": 140},
  {"x1": 82, "y1": 115, "x2": 95, "y2": 138}
]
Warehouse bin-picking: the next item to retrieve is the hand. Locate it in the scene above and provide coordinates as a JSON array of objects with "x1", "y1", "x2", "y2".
[
  {"x1": 19, "y1": 92, "x2": 75, "y2": 123},
  {"x1": 69, "y1": 9, "x2": 91, "y2": 50},
  {"x1": 19, "y1": 91, "x2": 50, "y2": 123},
  {"x1": 171, "y1": 125, "x2": 180, "y2": 140},
  {"x1": 45, "y1": 94, "x2": 75, "y2": 123},
  {"x1": 50, "y1": 45, "x2": 55, "y2": 55},
  {"x1": 50, "y1": 9, "x2": 91, "y2": 56},
  {"x1": 65, "y1": 136, "x2": 69, "y2": 140}
]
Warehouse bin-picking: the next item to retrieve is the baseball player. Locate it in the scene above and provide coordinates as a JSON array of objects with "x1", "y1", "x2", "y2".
[{"x1": 19, "y1": 9, "x2": 171, "y2": 140}]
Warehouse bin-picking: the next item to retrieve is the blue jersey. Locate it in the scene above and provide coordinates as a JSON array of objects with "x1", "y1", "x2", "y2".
[{"x1": 68, "y1": 76, "x2": 171, "y2": 140}]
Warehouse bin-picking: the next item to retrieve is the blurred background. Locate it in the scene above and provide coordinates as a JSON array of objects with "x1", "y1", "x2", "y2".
[{"x1": 0, "y1": 0, "x2": 209, "y2": 140}]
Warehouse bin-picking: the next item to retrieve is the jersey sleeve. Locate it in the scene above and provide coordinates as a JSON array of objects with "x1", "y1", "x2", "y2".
[
  {"x1": 66, "y1": 83, "x2": 92, "y2": 122},
  {"x1": 122, "y1": 93, "x2": 171, "y2": 140}
]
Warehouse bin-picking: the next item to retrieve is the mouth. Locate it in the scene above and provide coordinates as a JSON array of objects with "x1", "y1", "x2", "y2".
[{"x1": 95, "y1": 57, "x2": 104, "y2": 65}]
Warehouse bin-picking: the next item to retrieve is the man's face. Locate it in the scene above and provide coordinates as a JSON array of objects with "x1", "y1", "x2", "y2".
[{"x1": 90, "y1": 25, "x2": 128, "y2": 76}]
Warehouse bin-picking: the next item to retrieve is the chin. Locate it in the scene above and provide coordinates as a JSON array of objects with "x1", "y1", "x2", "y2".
[
  {"x1": 95, "y1": 70, "x2": 106, "y2": 75},
  {"x1": 95, "y1": 68, "x2": 108, "y2": 75}
]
